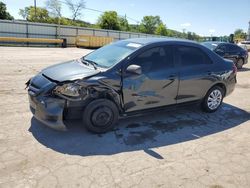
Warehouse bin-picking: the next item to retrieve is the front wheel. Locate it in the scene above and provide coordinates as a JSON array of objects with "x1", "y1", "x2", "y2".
[
  {"x1": 202, "y1": 86, "x2": 224, "y2": 113},
  {"x1": 83, "y1": 99, "x2": 119, "y2": 133}
]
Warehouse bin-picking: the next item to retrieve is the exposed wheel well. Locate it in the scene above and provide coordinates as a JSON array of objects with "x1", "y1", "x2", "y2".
[
  {"x1": 84, "y1": 89, "x2": 122, "y2": 114},
  {"x1": 210, "y1": 83, "x2": 226, "y2": 97}
]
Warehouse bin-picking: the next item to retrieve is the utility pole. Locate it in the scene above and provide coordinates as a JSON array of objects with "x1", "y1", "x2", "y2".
[
  {"x1": 247, "y1": 21, "x2": 250, "y2": 41},
  {"x1": 34, "y1": 0, "x2": 37, "y2": 20}
]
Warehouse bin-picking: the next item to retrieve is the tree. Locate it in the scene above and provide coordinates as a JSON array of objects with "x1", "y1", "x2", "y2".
[
  {"x1": 19, "y1": 6, "x2": 50, "y2": 22},
  {"x1": 119, "y1": 16, "x2": 130, "y2": 31},
  {"x1": 155, "y1": 23, "x2": 168, "y2": 36},
  {"x1": 46, "y1": 0, "x2": 62, "y2": 18},
  {"x1": 97, "y1": 11, "x2": 120, "y2": 30},
  {"x1": 166, "y1": 29, "x2": 175, "y2": 37},
  {"x1": 66, "y1": 0, "x2": 85, "y2": 21},
  {"x1": 187, "y1": 31, "x2": 193, "y2": 40},
  {"x1": 18, "y1": 5, "x2": 89, "y2": 27},
  {"x1": 0, "y1": 1, "x2": 14, "y2": 20},
  {"x1": 19, "y1": 7, "x2": 29, "y2": 20},
  {"x1": 139, "y1": 16, "x2": 162, "y2": 34},
  {"x1": 234, "y1": 29, "x2": 246, "y2": 40}
]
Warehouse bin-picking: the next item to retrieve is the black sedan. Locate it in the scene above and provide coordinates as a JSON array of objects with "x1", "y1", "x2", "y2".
[
  {"x1": 201, "y1": 41, "x2": 248, "y2": 69},
  {"x1": 27, "y1": 38, "x2": 237, "y2": 133}
]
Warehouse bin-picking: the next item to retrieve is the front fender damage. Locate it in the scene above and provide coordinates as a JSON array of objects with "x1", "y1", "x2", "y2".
[
  {"x1": 52, "y1": 78, "x2": 123, "y2": 125},
  {"x1": 76, "y1": 79, "x2": 123, "y2": 112}
]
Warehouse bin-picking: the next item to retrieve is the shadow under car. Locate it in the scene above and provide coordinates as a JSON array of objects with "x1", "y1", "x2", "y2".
[{"x1": 29, "y1": 103, "x2": 250, "y2": 158}]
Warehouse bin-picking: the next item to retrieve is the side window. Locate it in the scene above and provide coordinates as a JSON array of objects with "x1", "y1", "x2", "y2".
[
  {"x1": 130, "y1": 46, "x2": 174, "y2": 73},
  {"x1": 225, "y1": 44, "x2": 232, "y2": 52},
  {"x1": 217, "y1": 44, "x2": 226, "y2": 51},
  {"x1": 177, "y1": 46, "x2": 212, "y2": 66},
  {"x1": 227, "y1": 44, "x2": 240, "y2": 52}
]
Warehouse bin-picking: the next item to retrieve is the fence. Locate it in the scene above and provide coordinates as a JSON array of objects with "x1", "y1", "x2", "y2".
[{"x1": 0, "y1": 19, "x2": 165, "y2": 46}]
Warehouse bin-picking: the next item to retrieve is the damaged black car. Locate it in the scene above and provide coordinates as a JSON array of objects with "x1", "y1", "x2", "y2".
[{"x1": 27, "y1": 38, "x2": 237, "y2": 133}]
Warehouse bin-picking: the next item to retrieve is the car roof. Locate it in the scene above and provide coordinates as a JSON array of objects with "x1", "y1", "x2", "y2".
[{"x1": 123, "y1": 37, "x2": 198, "y2": 45}]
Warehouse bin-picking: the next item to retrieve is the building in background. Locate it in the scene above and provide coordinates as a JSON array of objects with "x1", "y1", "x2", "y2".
[
  {"x1": 247, "y1": 21, "x2": 250, "y2": 41},
  {"x1": 202, "y1": 36, "x2": 229, "y2": 42}
]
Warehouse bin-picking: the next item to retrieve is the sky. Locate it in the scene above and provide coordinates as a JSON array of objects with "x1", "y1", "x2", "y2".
[{"x1": 2, "y1": 0, "x2": 250, "y2": 36}]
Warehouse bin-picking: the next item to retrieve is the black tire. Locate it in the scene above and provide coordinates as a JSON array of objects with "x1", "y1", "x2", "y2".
[
  {"x1": 83, "y1": 99, "x2": 119, "y2": 133},
  {"x1": 236, "y1": 58, "x2": 244, "y2": 69},
  {"x1": 201, "y1": 86, "x2": 224, "y2": 113}
]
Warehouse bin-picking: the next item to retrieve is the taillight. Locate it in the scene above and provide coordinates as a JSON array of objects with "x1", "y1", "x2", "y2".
[{"x1": 233, "y1": 63, "x2": 237, "y2": 74}]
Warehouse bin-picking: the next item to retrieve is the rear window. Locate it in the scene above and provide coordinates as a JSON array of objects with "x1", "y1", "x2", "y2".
[{"x1": 201, "y1": 42, "x2": 218, "y2": 50}]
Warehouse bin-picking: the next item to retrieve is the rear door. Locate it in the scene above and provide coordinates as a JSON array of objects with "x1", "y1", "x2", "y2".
[
  {"x1": 224, "y1": 44, "x2": 239, "y2": 63},
  {"x1": 122, "y1": 45, "x2": 179, "y2": 112},
  {"x1": 176, "y1": 45, "x2": 214, "y2": 103}
]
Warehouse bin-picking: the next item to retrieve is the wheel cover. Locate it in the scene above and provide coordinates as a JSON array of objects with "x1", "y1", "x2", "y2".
[
  {"x1": 207, "y1": 89, "x2": 222, "y2": 110},
  {"x1": 91, "y1": 106, "x2": 113, "y2": 127}
]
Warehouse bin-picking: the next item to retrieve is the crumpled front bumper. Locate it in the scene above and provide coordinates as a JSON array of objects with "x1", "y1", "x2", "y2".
[{"x1": 29, "y1": 93, "x2": 67, "y2": 131}]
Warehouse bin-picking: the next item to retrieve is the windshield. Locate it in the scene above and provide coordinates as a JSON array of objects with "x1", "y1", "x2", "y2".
[
  {"x1": 83, "y1": 41, "x2": 142, "y2": 68},
  {"x1": 201, "y1": 42, "x2": 218, "y2": 51}
]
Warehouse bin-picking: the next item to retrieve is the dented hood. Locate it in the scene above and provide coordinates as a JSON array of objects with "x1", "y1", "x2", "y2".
[{"x1": 41, "y1": 60, "x2": 100, "y2": 82}]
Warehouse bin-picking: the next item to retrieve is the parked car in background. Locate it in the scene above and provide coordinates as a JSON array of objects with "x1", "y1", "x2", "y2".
[
  {"x1": 27, "y1": 38, "x2": 237, "y2": 133},
  {"x1": 237, "y1": 41, "x2": 250, "y2": 52},
  {"x1": 201, "y1": 42, "x2": 248, "y2": 69}
]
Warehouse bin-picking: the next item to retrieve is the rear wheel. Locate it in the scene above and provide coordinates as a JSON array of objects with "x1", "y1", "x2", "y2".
[
  {"x1": 83, "y1": 99, "x2": 119, "y2": 133},
  {"x1": 236, "y1": 58, "x2": 244, "y2": 69},
  {"x1": 202, "y1": 86, "x2": 224, "y2": 113}
]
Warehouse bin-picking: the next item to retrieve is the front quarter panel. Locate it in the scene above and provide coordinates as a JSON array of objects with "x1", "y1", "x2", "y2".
[{"x1": 76, "y1": 71, "x2": 123, "y2": 112}]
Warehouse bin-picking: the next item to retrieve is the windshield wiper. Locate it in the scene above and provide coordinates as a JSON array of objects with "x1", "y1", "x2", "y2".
[{"x1": 81, "y1": 58, "x2": 98, "y2": 70}]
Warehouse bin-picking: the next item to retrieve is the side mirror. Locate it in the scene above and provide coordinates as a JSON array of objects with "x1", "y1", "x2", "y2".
[{"x1": 126, "y1": 64, "x2": 142, "y2": 75}]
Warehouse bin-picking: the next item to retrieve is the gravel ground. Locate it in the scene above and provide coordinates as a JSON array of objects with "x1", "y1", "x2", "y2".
[{"x1": 0, "y1": 47, "x2": 250, "y2": 188}]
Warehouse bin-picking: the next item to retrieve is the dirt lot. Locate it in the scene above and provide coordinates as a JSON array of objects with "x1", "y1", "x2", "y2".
[{"x1": 0, "y1": 47, "x2": 250, "y2": 188}]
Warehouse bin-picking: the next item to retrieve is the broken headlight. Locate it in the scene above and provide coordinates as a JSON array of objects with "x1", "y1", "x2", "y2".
[{"x1": 54, "y1": 83, "x2": 81, "y2": 97}]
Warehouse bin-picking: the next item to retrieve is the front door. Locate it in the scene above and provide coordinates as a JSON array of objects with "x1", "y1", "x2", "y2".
[{"x1": 122, "y1": 45, "x2": 179, "y2": 112}]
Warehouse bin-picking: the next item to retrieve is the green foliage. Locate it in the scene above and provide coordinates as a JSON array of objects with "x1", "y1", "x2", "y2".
[
  {"x1": 19, "y1": 7, "x2": 29, "y2": 20},
  {"x1": 18, "y1": 6, "x2": 91, "y2": 27},
  {"x1": 16, "y1": 3, "x2": 203, "y2": 41},
  {"x1": 186, "y1": 32, "x2": 201, "y2": 41},
  {"x1": 19, "y1": 6, "x2": 50, "y2": 22},
  {"x1": 128, "y1": 24, "x2": 139, "y2": 33},
  {"x1": 139, "y1": 16, "x2": 162, "y2": 34},
  {"x1": 119, "y1": 17, "x2": 130, "y2": 31},
  {"x1": 234, "y1": 29, "x2": 246, "y2": 40},
  {"x1": 0, "y1": 1, "x2": 13, "y2": 20},
  {"x1": 97, "y1": 11, "x2": 120, "y2": 30},
  {"x1": 155, "y1": 23, "x2": 168, "y2": 36}
]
